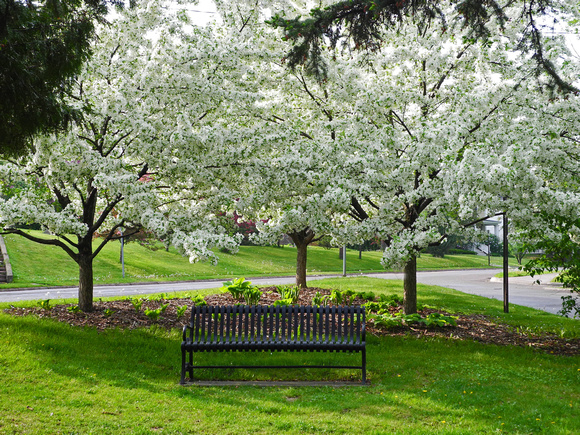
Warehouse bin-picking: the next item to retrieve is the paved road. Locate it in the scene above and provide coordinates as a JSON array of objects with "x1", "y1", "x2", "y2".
[
  {"x1": 0, "y1": 269, "x2": 574, "y2": 316},
  {"x1": 368, "y1": 269, "x2": 571, "y2": 316}
]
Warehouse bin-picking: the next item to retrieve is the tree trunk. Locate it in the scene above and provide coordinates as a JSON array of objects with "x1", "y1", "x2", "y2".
[
  {"x1": 289, "y1": 229, "x2": 316, "y2": 289},
  {"x1": 78, "y1": 244, "x2": 94, "y2": 312},
  {"x1": 295, "y1": 240, "x2": 308, "y2": 288},
  {"x1": 338, "y1": 247, "x2": 344, "y2": 260},
  {"x1": 403, "y1": 254, "x2": 417, "y2": 314}
]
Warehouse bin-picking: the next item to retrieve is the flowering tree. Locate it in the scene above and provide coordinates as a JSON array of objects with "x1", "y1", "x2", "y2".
[
  {"x1": 0, "y1": 1, "x2": 254, "y2": 311},
  {"x1": 335, "y1": 9, "x2": 580, "y2": 314},
  {"x1": 234, "y1": 0, "x2": 580, "y2": 313},
  {"x1": 209, "y1": 1, "x2": 356, "y2": 288},
  {"x1": 269, "y1": 0, "x2": 580, "y2": 95}
]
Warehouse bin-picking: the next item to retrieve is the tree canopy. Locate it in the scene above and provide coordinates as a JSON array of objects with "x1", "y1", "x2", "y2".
[
  {"x1": 227, "y1": 0, "x2": 580, "y2": 313},
  {"x1": 268, "y1": 0, "x2": 580, "y2": 94},
  {"x1": 0, "y1": 1, "x2": 249, "y2": 310},
  {"x1": 1, "y1": 0, "x2": 579, "y2": 316},
  {"x1": 0, "y1": 0, "x2": 108, "y2": 156}
]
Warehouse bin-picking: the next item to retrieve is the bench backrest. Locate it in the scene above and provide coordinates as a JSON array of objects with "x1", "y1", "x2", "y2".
[{"x1": 187, "y1": 305, "x2": 365, "y2": 345}]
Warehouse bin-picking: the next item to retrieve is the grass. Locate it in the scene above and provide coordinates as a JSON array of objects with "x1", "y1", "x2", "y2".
[
  {"x1": 1, "y1": 231, "x2": 523, "y2": 288},
  {"x1": 1, "y1": 278, "x2": 578, "y2": 434},
  {"x1": 495, "y1": 270, "x2": 531, "y2": 278},
  {"x1": 494, "y1": 270, "x2": 547, "y2": 278},
  {"x1": 313, "y1": 277, "x2": 579, "y2": 338}
]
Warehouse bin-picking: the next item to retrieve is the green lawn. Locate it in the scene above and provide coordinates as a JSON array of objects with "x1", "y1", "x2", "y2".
[
  {"x1": 1, "y1": 231, "x2": 521, "y2": 288},
  {"x1": 0, "y1": 278, "x2": 578, "y2": 434}
]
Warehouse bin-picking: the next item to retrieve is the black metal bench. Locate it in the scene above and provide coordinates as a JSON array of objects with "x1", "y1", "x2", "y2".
[{"x1": 181, "y1": 305, "x2": 366, "y2": 384}]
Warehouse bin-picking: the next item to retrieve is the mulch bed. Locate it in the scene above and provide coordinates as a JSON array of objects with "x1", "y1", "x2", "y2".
[{"x1": 4, "y1": 287, "x2": 579, "y2": 356}]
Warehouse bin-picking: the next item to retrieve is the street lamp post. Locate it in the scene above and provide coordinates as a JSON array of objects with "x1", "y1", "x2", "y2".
[
  {"x1": 503, "y1": 213, "x2": 509, "y2": 313},
  {"x1": 120, "y1": 227, "x2": 125, "y2": 279},
  {"x1": 465, "y1": 211, "x2": 509, "y2": 313}
]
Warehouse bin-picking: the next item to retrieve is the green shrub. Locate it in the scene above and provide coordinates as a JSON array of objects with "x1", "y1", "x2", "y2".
[
  {"x1": 38, "y1": 299, "x2": 52, "y2": 310},
  {"x1": 364, "y1": 301, "x2": 396, "y2": 314},
  {"x1": 144, "y1": 308, "x2": 161, "y2": 321},
  {"x1": 273, "y1": 298, "x2": 293, "y2": 307},
  {"x1": 423, "y1": 312, "x2": 457, "y2": 327},
  {"x1": 372, "y1": 312, "x2": 457, "y2": 329},
  {"x1": 358, "y1": 291, "x2": 376, "y2": 302},
  {"x1": 378, "y1": 294, "x2": 402, "y2": 304}
]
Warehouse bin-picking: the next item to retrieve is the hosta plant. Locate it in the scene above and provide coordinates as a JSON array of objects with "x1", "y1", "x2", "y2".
[
  {"x1": 221, "y1": 277, "x2": 255, "y2": 301},
  {"x1": 275, "y1": 285, "x2": 300, "y2": 304},
  {"x1": 243, "y1": 288, "x2": 262, "y2": 305},
  {"x1": 191, "y1": 294, "x2": 207, "y2": 307}
]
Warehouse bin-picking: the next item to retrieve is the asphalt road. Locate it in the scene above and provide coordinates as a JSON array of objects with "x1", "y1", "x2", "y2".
[
  {"x1": 0, "y1": 269, "x2": 573, "y2": 316},
  {"x1": 368, "y1": 269, "x2": 571, "y2": 316}
]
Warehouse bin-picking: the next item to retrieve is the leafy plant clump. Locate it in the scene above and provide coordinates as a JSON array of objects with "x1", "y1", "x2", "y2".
[
  {"x1": 372, "y1": 312, "x2": 457, "y2": 329},
  {"x1": 191, "y1": 294, "x2": 207, "y2": 307},
  {"x1": 144, "y1": 308, "x2": 162, "y2": 321},
  {"x1": 273, "y1": 298, "x2": 293, "y2": 307},
  {"x1": 312, "y1": 289, "x2": 377, "y2": 306},
  {"x1": 329, "y1": 289, "x2": 356, "y2": 305},
  {"x1": 221, "y1": 277, "x2": 255, "y2": 301},
  {"x1": 221, "y1": 277, "x2": 262, "y2": 305},
  {"x1": 131, "y1": 298, "x2": 144, "y2": 313},
  {"x1": 38, "y1": 299, "x2": 52, "y2": 310},
  {"x1": 358, "y1": 291, "x2": 376, "y2": 302},
  {"x1": 311, "y1": 291, "x2": 330, "y2": 306},
  {"x1": 243, "y1": 288, "x2": 262, "y2": 305},
  {"x1": 176, "y1": 305, "x2": 188, "y2": 319},
  {"x1": 275, "y1": 285, "x2": 301, "y2": 303}
]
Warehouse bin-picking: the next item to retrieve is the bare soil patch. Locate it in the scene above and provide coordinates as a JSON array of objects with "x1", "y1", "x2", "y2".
[{"x1": 4, "y1": 287, "x2": 578, "y2": 356}]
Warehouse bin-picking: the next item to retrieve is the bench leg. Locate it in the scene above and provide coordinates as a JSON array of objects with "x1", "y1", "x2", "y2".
[
  {"x1": 180, "y1": 349, "x2": 187, "y2": 385},
  {"x1": 361, "y1": 348, "x2": 367, "y2": 384},
  {"x1": 188, "y1": 350, "x2": 194, "y2": 380}
]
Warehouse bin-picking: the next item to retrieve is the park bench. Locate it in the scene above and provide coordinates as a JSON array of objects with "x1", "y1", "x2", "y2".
[{"x1": 181, "y1": 304, "x2": 366, "y2": 384}]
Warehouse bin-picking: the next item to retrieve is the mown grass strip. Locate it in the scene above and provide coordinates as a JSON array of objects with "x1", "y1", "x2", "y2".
[
  {"x1": 2, "y1": 230, "x2": 524, "y2": 289},
  {"x1": 0, "y1": 277, "x2": 578, "y2": 434}
]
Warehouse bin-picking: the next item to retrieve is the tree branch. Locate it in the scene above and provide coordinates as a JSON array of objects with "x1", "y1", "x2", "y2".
[{"x1": 1, "y1": 229, "x2": 78, "y2": 261}]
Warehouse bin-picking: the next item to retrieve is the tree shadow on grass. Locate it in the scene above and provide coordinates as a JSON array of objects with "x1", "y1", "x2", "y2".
[
  {"x1": 1, "y1": 314, "x2": 182, "y2": 392},
  {"x1": 171, "y1": 334, "x2": 579, "y2": 433},
  {"x1": 2, "y1": 313, "x2": 577, "y2": 433}
]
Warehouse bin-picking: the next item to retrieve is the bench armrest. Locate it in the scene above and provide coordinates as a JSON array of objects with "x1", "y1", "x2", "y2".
[{"x1": 182, "y1": 324, "x2": 191, "y2": 342}]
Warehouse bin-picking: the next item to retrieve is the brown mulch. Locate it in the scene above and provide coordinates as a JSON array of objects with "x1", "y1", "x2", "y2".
[{"x1": 4, "y1": 287, "x2": 579, "y2": 356}]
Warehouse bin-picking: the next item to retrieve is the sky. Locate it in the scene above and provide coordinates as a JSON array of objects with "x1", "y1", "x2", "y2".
[{"x1": 185, "y1": 0, "x2": 218, "y2": 26}]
